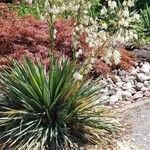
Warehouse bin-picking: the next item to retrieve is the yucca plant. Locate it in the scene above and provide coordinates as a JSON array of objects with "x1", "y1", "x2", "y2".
[{"x1": 0, "y1": 57, "x2": 117, "y2": 149}]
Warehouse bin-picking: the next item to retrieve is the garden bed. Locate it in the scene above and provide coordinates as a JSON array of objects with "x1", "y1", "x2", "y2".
[{"x1": 0, "y1": 0, "x2": 149, "y2": 150}]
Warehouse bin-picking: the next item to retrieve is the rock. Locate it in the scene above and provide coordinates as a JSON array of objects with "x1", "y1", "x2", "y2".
[
  {"x1": 128, "y1": 76, "x2": 136, "y2": 81},
  {"x1": 135, "y1": 62, "x2": 138, "y2": 66},
  {"x1": 100, "y1": 60, "x2": 150, "y2": 106},
  {"x1": 112, "y1": 69, "x2": 118, "y2": 75},
  {"x1": 116, "y1": 90, "x2": 123, "y2": 100},
  {"x1": 136, "y1": 73, "x2": 150, "y2": 82},
  {"x1": 139, "y1": 61, "x2": 144, "y2": 66},
  {"x1": 136, "y1": 66, "x2": 140, "y2": 71},
  {"x1": 101, "y1": 95, "x2": 110, "y2": 101},
  {"x1": 144, "y1": 91, "x2": 150, "y2": 97},
  {"x1": 135, "y1": 82, "x2": 144, "y2": 91},
  {"x1": 122, "y1": 76, "x2": 135, "y2": 83},
  {"x1": 113, "y1": 75, "x2": 121, "y2": 83},
  {"x1": 144, "y1": 81, "x2": 150, "y2": 87},
  {"x1": 141, "y1": 87, "x2": 148, "y2": 92},
  {"x1": 122, "y1": 82, "x2": 133, "y2": 90},
  {"x1": 107, "y1": 78, "x2": 114, "y2": 84},
  {"x1": 122, "y1": 91, "x2": 132, "y2": 98},
  {"x1": 100, "y1": 80, "x2": 107, "y2": 85},
  {"x1": 116, "y1": 82, "x2": 123, "y2": 87},
  {"x1": 124, "y1": 101, "x2": 132, "y2": 105},
  {"x1": 109, "y1": 95, "x2": 119, "y2": 105},
  {"x1": 108, "y1": 90, "x2": 116, "y2": 96},
  {"x1": 133, "y1": 91, "x2": 143, "y2": 100},
  {"x1": 140, "y1": 62, "x2": 150, "y2": 74},
  {"x1": 128, "y1": 88, "x2": 136, "y2": 94},
  {"x1": 118, "y1": 70, "x2": 127, "y2": 76},
  {"x1": 132, "y1": 49, "x2": 150, "y2": 62},
  {"x1": 100, "y1": 87, "x2": 109, "y2": 94}
]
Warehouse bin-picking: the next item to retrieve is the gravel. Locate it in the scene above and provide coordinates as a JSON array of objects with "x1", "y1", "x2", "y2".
[{"x1": 99, "y1": 61, "x2": 150, "y2": 106}]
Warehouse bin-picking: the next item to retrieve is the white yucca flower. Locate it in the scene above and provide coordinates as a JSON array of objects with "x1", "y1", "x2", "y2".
[
  {"x1": 134, "y1": 33, "x2": 138, "y2": 39},
  {"x1": 102, "y1": 23, "x2": 108, "y2": 30},
  {"x1": 75, "y1": 26, "x2": 80, "y2": 32},
  {"x1": 133, "y1": 13, "x2": 140, "y2": 20},
  {"x1": 53, "y1": 29, "x2": 57, "y2": 39},
  {"x1": 123, "y1": 20, "x2": 129, "y2": 27},
  {"x1": 128, "y1": 30, "x2": 134, "y2": 39},
  {"x1": 89, "y1": 42, "x2": 94, "y2": 48},
  {"x1": 113, "y1": 50, "x2": 121, "y2": 65},
  {"x1": 66, "y1": 1, "x2": 79, "y2": 12},
  {"x1": 108, "y1": 0, "x2": 117, "y2": 9},
  {"x1": 123, "y1": 7, "x2": 129, "y2": 17},
  {"x1": 116, "y1": 35, "x2": 125, "y2": 43},
  {"x1": 48, "y1": 8, "x2": 60, "y2": 14},
  {"x1": 73, "y1": 72, "x2": 83, "y2": 81},
  {"x1": 122, "y1": 1, "x2": 127, "y2": 6},
  {"x1": 48, "y1": 5, "x2": 66, "y2": 14},
  {"x1": 99, "y1": 30, "x2": 107, "y2": 41},
  {"x1": 88, "y1": 64, "x2": 93, "y2": 70},
  {"x1": 128, "y1": 0, "x2": 135, "y2": 7},
  {"x1": 119, "y1": 18, "x2": 129, "y2": 27},
  {"x1": 90, "y1": 58, "x2": 96, "y2": 64},
  {"x1": 103, "y1": 50, "x2": 113, "y2": 66},
  {"x1": 100, "y1": 6, "x2": 107, "y2": 15},
  {"x1": 75, "y1": 49, "x2": 83, "y2": 58}
]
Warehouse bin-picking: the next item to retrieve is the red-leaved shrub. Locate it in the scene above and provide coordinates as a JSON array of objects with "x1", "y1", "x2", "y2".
[{"x1": 0, "y1": 3, "x2": 135, "y2": 75}]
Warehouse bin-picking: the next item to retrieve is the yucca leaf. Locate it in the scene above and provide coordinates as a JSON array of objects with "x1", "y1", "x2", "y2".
[{"x1": 0, "y1": 56, "x2": 118, "y2": 149}]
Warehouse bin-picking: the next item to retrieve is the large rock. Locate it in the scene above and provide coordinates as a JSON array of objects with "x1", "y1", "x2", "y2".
[
  {"x1": 118, "y1": 70, "x2": 127, "y2": 76},
  {"x1": 144, "y1": 91, "x2": 150, "y2": 97},
  {"x1": 144, "y1": 81, "x2": 150, "y2": 88},
  {"x1": 130, "y1": 68, "x2": 137, "y2": 76},
  {"x1": 135, "y1": 82, "x2": 144, "y2": 91},
  {"x1": 116, "y1": 82, "x2": 123, "y2": 87},
  {"x1": 112, "y1": 75, "x2": 121, "y2": 83},
  {"x1": 136, "y1": 73, "x2": 150, "y2": 82},
  {"x1": 122, "y1": 82, "x2": 133, "y2": 90},
  {"x1": 141, "y1": 87, "x2": 149, "y2": 92},
  {"x1": 109, "y1": 95, "x2": 119, "y2": 105},
  {"x1": 133, "y1": 91, "x2": 143, "y2": 100},
  {"x1": 140, "y1": 62, "x2": 150, "y2": 74},
  {"x1": 116, "y1": 89, "x2": 123, "y2": 100},
  {"x1": 132, "y1": 49, "x2": 150, "y2": 62},
  {"x1": 122, "y1": 91, "x2": 132, "y2": 98}
]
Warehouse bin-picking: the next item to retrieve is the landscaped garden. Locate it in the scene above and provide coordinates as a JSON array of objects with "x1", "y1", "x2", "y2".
[{"x1": 0, "y1": 0, "x2": 149, "y2": 149}]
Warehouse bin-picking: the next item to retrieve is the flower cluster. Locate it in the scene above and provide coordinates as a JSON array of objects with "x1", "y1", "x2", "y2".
[
  {"x1": 96, "y1": 0, "x2": 140, "y2": 66},
  {"x1": 33, "y1": 0, "x2": 139, "y2": 76},
  {"x1": 100, "y1": 0, "x2": 140, "y2": 43}
]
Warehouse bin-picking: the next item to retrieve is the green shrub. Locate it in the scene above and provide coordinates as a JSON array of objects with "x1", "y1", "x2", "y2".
[
  {"x1": 9, "y1": 1, "x2": 44, "y2": 19},
  {"x1": 0, "y1": 57, "x2": 117, "y2": 149}
]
